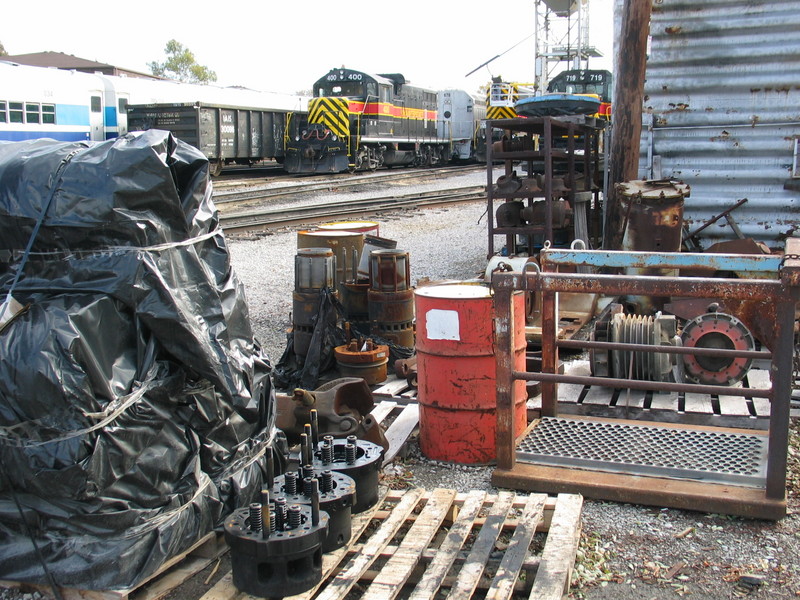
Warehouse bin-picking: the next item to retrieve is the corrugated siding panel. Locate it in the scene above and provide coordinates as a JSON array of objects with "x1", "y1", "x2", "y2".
[{"x1": 637, "y1": 0, "x2": 800, "y2": 249}]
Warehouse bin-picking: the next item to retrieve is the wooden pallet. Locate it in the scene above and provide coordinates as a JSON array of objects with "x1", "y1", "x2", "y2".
[
  {"x1": 0, "y1": 530, "x2": 228, "y2": 600},
  {"x1": 201, "y1": 488, "x2": 583, "y2": 600},
  {"x1": 530, "y1": 360, "x2": 782, "y2": 429},
  {"x1": 369, "y1": 377, "x2": 419, "y2": 465},
  {"x1": 372, "y1": 375, "x2": 417, "y2": 403}
]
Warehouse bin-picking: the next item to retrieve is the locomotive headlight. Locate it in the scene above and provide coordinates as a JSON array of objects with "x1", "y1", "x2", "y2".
[
  {"x1": 295, "y1": 135, "x2": 300, "y2": 141},
  {"x1": 331, "y1": 135, "x2": 338, "y2": 141}
]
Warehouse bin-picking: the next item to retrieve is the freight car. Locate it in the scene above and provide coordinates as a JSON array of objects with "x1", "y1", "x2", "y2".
[
  {"x1": 284, "y1": 68, "x2": 484, "y2": 174},
  {"x1": 127, "y1": 103, "x2": 303, "y2": 176}
]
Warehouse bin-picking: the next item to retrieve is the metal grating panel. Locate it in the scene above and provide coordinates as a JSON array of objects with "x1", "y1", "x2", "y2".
[{"x1": 517, "y1": 417, "x2": 767, "y2": 487}]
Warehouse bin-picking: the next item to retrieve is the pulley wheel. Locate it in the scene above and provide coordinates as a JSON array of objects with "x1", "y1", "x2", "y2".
[{"x1": 681, "y1": 310, "x2": 755, "y2": 386}]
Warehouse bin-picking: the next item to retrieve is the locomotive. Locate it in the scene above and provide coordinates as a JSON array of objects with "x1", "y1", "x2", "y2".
[{"x1": 284, "y1": 68, "x2": 484, "y2": 174}]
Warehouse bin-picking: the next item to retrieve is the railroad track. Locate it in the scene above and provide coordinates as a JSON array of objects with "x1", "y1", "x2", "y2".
[
  {"x1": 212, "y1": 165, "x2": 484, "y2": 204},
  {"x1": 219, "y1": 185, "x2": 486, "y2": 234}
]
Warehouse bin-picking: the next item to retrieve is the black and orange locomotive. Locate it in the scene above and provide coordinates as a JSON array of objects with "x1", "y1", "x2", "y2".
[{"x1": 285, "y1": 68, "x2": 476, "y2": 174}]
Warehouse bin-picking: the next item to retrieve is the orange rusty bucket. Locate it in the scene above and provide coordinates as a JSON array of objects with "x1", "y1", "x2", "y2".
[{"x1": 414, "y1": 283, "x2": 527, "y2": 464}]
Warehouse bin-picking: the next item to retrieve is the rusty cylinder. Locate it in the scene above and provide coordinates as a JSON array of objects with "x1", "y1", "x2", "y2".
[
  {"x1": 293, "y1": 248, "x2": 336, "y2": 357},
  {"x1": 615, "y1": 179, "x2": 690, "y2": 313},
  {"x1": 297, "y1": 229, "x2": 364, "y2": 290},
  {"x1": 367, "y1": 250, "x2": 414, "y2": 347}
]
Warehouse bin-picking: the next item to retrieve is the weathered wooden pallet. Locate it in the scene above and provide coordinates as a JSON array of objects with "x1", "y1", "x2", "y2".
[
  {"x1": 372, "y1": 375, "x2": 417, "y2": 403},
  {"x1": 200, "y1": 488, "x2": 583, "y2": 600},
  {"x1": 0, "y1": 530, "x2": 228, "y2": 600},
  {"x1": 368, "y1": 378, "x2": 420, "y2": 465},
  {"x1": 529, "y1": 360, "x2": 781, "y2": 429}
]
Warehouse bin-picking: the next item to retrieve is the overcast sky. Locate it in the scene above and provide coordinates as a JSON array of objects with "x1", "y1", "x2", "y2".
[{"x1": 2, "y1": 0, "x2": 613, "y2": 95}]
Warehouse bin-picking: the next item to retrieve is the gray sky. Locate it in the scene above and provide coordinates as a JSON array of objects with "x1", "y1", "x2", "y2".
[{"x1": 2, "y1": 0, "x2": 613, "y2": 95}]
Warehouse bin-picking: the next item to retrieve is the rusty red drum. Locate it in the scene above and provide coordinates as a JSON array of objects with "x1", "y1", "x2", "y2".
[{"x1": 414, "y1": 283, "x2": 527, "y2": 464}]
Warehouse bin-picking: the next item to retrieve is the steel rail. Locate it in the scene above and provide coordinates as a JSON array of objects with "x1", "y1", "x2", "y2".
[
  {"x1": 219, "y1": 187, "x2": 485, "y2": 233},
  {"x1": 212, "y1": 165, "x2": 484, "y2": 203}
]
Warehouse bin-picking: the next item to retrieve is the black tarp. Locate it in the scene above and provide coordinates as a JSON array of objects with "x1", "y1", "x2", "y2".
[{"x1": 0, "y1": 131, "x2": 278, "y2": 589}]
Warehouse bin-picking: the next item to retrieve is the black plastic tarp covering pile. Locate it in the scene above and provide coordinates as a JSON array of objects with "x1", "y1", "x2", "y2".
[{"x1": 0, "y1": 130, "x2": 277, "y2": 590}]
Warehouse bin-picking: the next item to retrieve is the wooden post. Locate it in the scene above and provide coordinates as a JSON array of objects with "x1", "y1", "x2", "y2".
[{"x1": 604, "y1": 0, "x2": 653, "y2": 250}]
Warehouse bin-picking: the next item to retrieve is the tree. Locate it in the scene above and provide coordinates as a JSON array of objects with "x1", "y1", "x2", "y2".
[
  {"x1": 148, "y1": 40, "x2": 216, "y2": 84},
  {"x1": 0, "y1": 41, "x2": 7, "y2": 56}
]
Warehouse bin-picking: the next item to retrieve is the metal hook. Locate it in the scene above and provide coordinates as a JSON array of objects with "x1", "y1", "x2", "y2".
[
  {"x1": 522, "y1": 261, "x2": 541, "y2": 274},
  {"x1": 570, "y1": 239, "x2": 587, "y2": 250}
]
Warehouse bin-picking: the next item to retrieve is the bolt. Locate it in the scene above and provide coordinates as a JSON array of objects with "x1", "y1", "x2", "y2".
[
  {"x1": 310, "y1": 478, "x2": 320, "y2": 527},
  {"x1": 285, "y1": 471, "x2": 298, "y2": 496},
  {"x1": 288, "y1": 504, "x2": 302, "y2": 530},
  {"x1": 301, "y1": 433, "x2": 310, "y2": 466},
  {"x1": 321, "y1": 439, "x2": 334, "y2": 464},
  {"x1": 310, "y1": 409, "x2": 320, "y2": 447},
  {"x1": 266, "y1": 451, "x2": 275, "y2": 489},
  {"x1": 260, "y1": 489, "x2": 270, "y2": 539},
  {"x1": 275, "y1": 497, "x2": 287, "y2": 531},
  {"x1": 345, "y1": 442, "x2": 357, "y2": 465},
  {"x1": 321, "y1": 470, "x2": 333, "y2": 494},
  {"x1": 249, "y1": 503, "x2": 263, "y2": 533}
]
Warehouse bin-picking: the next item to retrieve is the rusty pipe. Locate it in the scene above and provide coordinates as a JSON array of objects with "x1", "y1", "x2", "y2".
[
  {"x1": 557, "y1": 338, "x2": 771, "y2": 360},
  {"x1": 512, "y1": 370, "x2": 772, "y2": 398}
]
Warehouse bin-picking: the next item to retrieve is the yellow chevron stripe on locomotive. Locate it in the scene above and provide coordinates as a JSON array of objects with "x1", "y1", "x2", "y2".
[
  {"x1": 309, "y1": 97, "x2": 350, "y2": 139},
  {"x1": 486, "y1": 105, "x2": 518, "y2": 120},
  {"x1": 486, "y1": 80, "x2": 537, "y2": 120}
]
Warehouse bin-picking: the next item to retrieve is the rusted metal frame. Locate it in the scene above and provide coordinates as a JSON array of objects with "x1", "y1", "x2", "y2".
[
  {"x1": 766, "y1": 293, "x2": 798, "y2": 498},
  {"x1": 684, "y1": 197, "x2": 748, "y2": 241},
  {"x1": 493, "y1": 263, "x2": 796, "y2": 504},
  {"x1": 512, "y1": 371, "x2": 771, "y2": 399},
  {"x1": 527, "y1": 272, "x2": 782, "y2": 300},
  {"x1": 566, "y1": 122, "x2": 576, "y2": 201},
  {"x1": 544, "y1": 118, "x2": 554, "y2": 244},
  {"x1": 540, "y1": 248, "x2": 782, "y2": 274},
  {"x1": 486, "y1": 122, "x2": 496, "y2": 258},
  {"x1": 493, "y1": 283, "x2": 517, "y2": 471},
  {"x1": 557, "y1": 338, "x2": 771, "y2": 360}
]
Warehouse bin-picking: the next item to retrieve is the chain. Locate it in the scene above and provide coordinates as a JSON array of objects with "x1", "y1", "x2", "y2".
[{"x1": 780, "y1": 253, "x2": 800, "y2": 267}]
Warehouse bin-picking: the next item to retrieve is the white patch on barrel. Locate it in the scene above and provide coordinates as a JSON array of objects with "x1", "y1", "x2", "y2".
[{"x1": 425, "y1": 308, "x2": 460, "y2": 341}]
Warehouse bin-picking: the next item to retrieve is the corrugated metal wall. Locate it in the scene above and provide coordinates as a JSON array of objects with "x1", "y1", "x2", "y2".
[{"x1": 636, "y1": 0, "x2": 800, "y2": 249}]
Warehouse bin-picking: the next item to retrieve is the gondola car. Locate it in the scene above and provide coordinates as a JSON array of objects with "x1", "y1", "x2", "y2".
[{"x1": 285, "y1": 68, "x2": 456, "y2": 173}]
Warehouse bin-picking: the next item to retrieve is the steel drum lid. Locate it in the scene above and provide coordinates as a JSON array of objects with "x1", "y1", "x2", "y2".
[
  {"x1": 298, "y1": 229, "x2": 364, "y2": 245},
  {"x1": 414, "y1": 283, "x2": 491, "y2": 300},
  {"x1": 318, "y1": 221, "x2": 380, "y2": 236},
  {"x1": 616, "y1": 179, "x2": 691, "y2": 202}
]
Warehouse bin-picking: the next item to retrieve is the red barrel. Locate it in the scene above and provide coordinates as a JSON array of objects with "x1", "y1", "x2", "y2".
[{"x1": 414, "y1": 284, "x2": 527, "y2": 464}]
